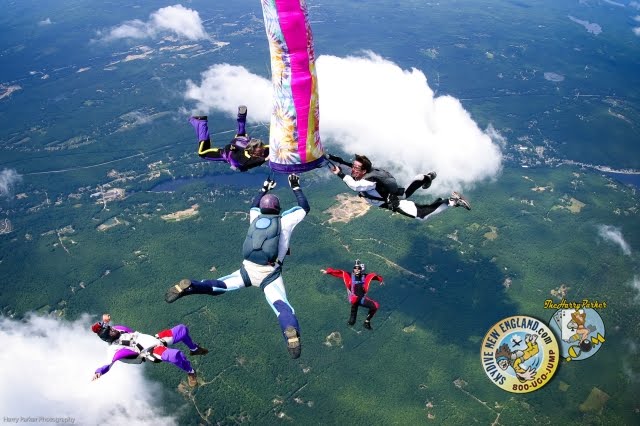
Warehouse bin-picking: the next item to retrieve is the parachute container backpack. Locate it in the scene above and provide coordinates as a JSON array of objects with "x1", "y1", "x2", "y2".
[
  {"x1": 260, "y1": 0, "x2": 325, "y2": 172},
  {"x1": 243, "y1": 215, "x2": 282, "y2": 265}
]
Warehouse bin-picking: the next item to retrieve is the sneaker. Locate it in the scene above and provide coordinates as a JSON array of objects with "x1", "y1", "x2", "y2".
[
  {"x1": 237, "y1": 105, "x2": 247, "y2": 119},
  {"x1": 187, "y1": 372, "x2": 198, "y2": 387},
  {"x1": 363, "y1": 320, "x2": 372, "y2": 330},
  {"x1": 284, "y1": 326, "x2": 301, "y2": 359},
  {"x1": 190, "y1": 346, "x2": 209, "y2": 356},
  {"x1": 422, "y1": 172, "x2": 437, "y2": 189},
  {"x1": 347, "y1": 318, "x2": 356, "y2": 326},
  {"x1": 192, "y1": 115, "x2": 207, "y2": 121},
  {"x1": 450, "y1": 192, "x2": 471, "y2": 210},
  {"x1": 165, "y1": 279, "x2": 191, "y2": 303}
]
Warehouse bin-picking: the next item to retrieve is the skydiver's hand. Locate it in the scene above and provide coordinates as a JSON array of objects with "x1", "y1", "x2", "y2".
[
  {"x1": 262, "y1": 178, "x2": 276, "y2": 192},
  {"x1": 92, "y1": 373, "x2": 101, "y2": 381},
  {"x1": 320, "y1": 269, "x2": 327, "y2": 274},
  {"x1": 331, "y1": 165, "x2": 341, "y2": 175},
  {"x1": 325, "y1": 153, "x2": 340, "y2": 162},
  {"x1": 288, "y1": 174, "x2": 300, "y2": 190}
]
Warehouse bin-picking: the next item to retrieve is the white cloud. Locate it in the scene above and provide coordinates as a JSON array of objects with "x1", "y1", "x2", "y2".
[
  {"x1": 633, "y1": 27, "x2": 640, "y2": 36},
  {"x1": 0, "y1": 314, "x2": 178, "y2": 425},
  {"x1": 101, "y1": 5, "x2": 207, "y2": 41},
  {"x1": 631, "y1": 2, "x2": 640, "y2": 10},
  {"x1": 631, "y1": 275, "x2": 640, "y2": 301},
  {"x1": 597, "y1": 224, "x2": 632, "y2": 255},
  {"x1": 184, "y1": 52, "x2": 503, "y2": 195},
  {"x1": 185, "y1": 63, "x2": 273, "y2": 119},
  {"x1": 38, "y1": 18, "x2": 52, "y2": 26},
  {"x1": 0, "y1": 168, "x2": 22, "y2": 199}
]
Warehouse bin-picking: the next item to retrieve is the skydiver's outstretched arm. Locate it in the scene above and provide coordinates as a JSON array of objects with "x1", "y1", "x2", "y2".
[
  {"x1": 325, "y1": 153, "x2": 351, "y2": 167},
  {"x1": 363, "y1": 273, "x2": 384, "y2": 292},
  {"x1": 251, "y1": 178, "x2": 277, "y2": 208},
  {"x1": 289, "y1": 174, "x2": 310, "y2": 213},
  {"x1": 322, "y1": 268, "x2": 352, "y2": 292},
  {"x1": 92, "y1": 347, "x2": 140, "y2": 380},
  {"x1": 322, "y1": 267, "x2": 347, "y2": 278}
]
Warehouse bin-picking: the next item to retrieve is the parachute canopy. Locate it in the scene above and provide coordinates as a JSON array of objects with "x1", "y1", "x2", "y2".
[{"x1": 260, "y1": 0, "x2": 325, "y2": 173}]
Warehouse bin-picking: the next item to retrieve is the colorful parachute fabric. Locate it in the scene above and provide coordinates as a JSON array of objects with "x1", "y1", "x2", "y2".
[{"x1": 261, "y1": 0, "x2": 325, "y2": 173}]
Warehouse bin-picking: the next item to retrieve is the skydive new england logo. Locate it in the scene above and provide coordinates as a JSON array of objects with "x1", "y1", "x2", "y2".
[{"x1": 481, "y1": 316, "x2": 560, "y2": 393}]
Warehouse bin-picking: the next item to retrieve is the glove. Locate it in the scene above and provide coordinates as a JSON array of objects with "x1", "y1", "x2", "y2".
[
  {"x1": 262, "y1": 178, "x2": 276, "y2": 192},
  {"x1": 325, "y1": 153, "x2": 339, "y2": 162},
  {"x1": 385, "y1": 193, "x2": 400, "y2": 211},
  {"x1": 288, "y1": 174, "x2": 300, "y2": 190}
]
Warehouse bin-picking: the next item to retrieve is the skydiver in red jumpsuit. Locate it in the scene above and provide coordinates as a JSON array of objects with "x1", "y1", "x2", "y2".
[{"x1": 321, "y1": 260, "x2": 384, "y2": 330}]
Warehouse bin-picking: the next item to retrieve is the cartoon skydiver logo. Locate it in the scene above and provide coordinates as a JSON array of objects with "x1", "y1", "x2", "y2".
[
  {"x1": 495, "y1": 334, "x2": 540, "y2": 382},
  {"x1": 481, "y1": 316, "x2": 559, "y2": 393}
]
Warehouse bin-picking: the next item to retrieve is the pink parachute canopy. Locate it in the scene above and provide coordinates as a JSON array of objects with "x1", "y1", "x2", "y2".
[{"x1": 261, "y1": 0, "x2": 325, "y2": 173}]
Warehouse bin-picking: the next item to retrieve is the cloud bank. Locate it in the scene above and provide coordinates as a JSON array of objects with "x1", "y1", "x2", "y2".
[
  {"x1": 0, "y1": 168, "x2": 22, "y2": 199},
  {"x1": 597, "y1": 224, "x2": 632, "y2": 255},
  {"x1": 101, "y1": 5, "x2": 207, "y2": 41},
  {"x1": 0, "y1": 314, "x2": 178, "y2": 425},
  {"x1": 184, "y1": 52, "x2": 503, "y2": 195}
]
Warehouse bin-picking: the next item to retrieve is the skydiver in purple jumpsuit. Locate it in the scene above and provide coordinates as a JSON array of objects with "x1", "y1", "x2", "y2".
[
  {"x1": 91, "y1": 313, "x2": 208, "y2": 387},
  {"x1": 190, "y1": 106, "x2": 269, "y2": 172}
]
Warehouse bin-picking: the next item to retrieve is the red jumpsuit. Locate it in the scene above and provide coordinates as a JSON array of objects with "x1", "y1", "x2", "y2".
[{"x1": 324, "y1": 268, "x2": 383, "y2": 328}]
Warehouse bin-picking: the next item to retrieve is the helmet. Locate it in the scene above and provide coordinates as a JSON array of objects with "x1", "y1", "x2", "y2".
[
  {"x1": 259, "y1": 194, "x2": 281, "y2": 214},
  {"x1": 354, "y1": 259, "x2": 365, "y2": 272},
  {"x1": 92, "y1": 322, "x2": 119, "y2": 343}
]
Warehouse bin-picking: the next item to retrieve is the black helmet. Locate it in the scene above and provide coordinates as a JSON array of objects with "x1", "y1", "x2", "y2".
[
  {"x1": 259, "y1": 194, "x2": 281, "y2": 214},
  {"x1": 92, "y1": 322, "x2": 120, "y2": 343}
]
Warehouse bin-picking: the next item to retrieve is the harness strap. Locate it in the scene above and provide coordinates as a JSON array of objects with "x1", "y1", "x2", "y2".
[
  {"x1": 360, "y1": 192, "x2": 386, "y2": 202},
  {"x1": 239, "y1": 264, "x2": 283, "y2": 290},
  {"x1": 239, "y1": 266, "x2": 252, "y2": 288},
  {"x1": 259, "y1": 267, "x2": 282, "y2": 290}
]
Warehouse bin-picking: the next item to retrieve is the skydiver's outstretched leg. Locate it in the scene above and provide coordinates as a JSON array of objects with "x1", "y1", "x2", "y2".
[
  {"x1": 360, "y1": 297, "x2": 379, "y2": 330},
  {"x1": 153, "y1": 346, "x2": 195, "y2": 373},
  {"x1": 236, "y1": 105, "x2": 248, "y2": 137},
  {"x1": 263, "y1": 278, "x2": 301, "y2": 359},
  {"x1": 403, "y1": 172, "x2": 437, "y2": 199},
  {"x1": 394, "y1": 199, "x2": 449, "y2": 220},
  {"x1": 155, "y1": 324, "x2": 209, "y2": 355},
  {"x1": 348, "y1": 303, "x2": 358, "y2": 326},
  {"x1": 165, "y1": 270, "x2": 247, "y2": 303},
  {"x1": 190, "y1": 116, "x2": 226, "y2": 161},
  {"x1": 395, "y1": 191, "x2": 470, "y2": 221}
]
